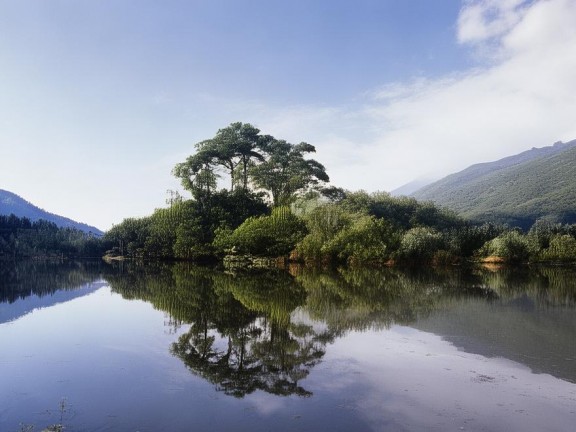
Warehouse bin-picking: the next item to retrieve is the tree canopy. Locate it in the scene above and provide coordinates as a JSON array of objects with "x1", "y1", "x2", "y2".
[{"x1": 173, "y1": 122, "x2": 329, "y2": 206}]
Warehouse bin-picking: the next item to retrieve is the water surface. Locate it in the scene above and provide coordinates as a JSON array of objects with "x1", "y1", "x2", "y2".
[{"x1": 0, "y1": 261, "x2": 575, "y2": 431}]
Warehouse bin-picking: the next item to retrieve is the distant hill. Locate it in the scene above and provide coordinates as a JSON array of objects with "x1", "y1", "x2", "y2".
[
  {"x1": 411, "y1": 140, "x2": 576, "y2": 229},
  {"x1": 0, "y1": 189, "x2": 103, "y2": 235},
  {"x1": 391, "y1": 177, "x2": 436, "y2": 197}
]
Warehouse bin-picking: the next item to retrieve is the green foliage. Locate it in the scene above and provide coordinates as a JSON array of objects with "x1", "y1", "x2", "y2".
[
  {"x1": 107, "y1": 123, "x2": 576, "y2": 265},
  {"x1": 173, "y1": 122, "x2": 264, "y2": 195},
  {"x1": 295, "y1": 204, "x2": 355, "y2": 263},
  {"x1": 250, "y1": 139, "x2": 329, "y2": 206},
  {"x1": 296, "y1": 193, "x2": 468, "y2": 265},
  {"x1": 413, "y1": 141, "x2": 576, "y2": 229},
  {"x1": 340, "y1": 191, "x2": 462, "y2": 230},
  {"x1": 215, "y1": 207, "x2": 307, "y2": 256},
  {"x1": 444, "y1": 223, "x2": 504, "y2": 257},
  {"x1": 104, "y1": 191, "x2": 269, "y2": 260},
  {"x1": 173, "y1": 217, "x2": 214, "y2": 260},
  {"x1": 397, "y1": 227, "x2": 444, "y2": 263},
  {"x1": 323, "y1": 215, "x2": 399, "y2": 264},
  {"x1": 174, "y1": 123, "x2": 329, "y2": 208},
  {"x1": 105, "y1": 217, "x2": 151, "y2": 258},
  {"x1": 479, "y1": 231, "x2": 539, "y2": 263},
  {"x1": 0, "y1": 214, "x2": 105, "y2": 259},
  {"x1": 540, "y1": 234, "x2": 576, "y2": 262}
]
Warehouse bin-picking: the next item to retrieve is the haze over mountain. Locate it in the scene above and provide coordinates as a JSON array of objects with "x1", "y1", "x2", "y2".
[
  {"x1": 391, "y1": 178, "x2": 437, "y2": 197},
  {"x1": 410, "y1": 140, "x2": 576, "y2": 229},
  {"x1": 0, "y1": 189, "x2": 103, "y2": 235}
]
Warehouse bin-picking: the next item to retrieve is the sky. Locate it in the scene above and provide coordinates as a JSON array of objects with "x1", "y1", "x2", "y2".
[{"x1": 1, "y1": 0, "x2": 575, "y2": 231}]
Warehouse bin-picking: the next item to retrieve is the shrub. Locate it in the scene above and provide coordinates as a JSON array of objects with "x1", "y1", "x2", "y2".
[
  {"x1": 295, "y1": 204, "x2": 355, "y2": 262},
  {"x1": 323, "y1": 215, "x2": 399, "y2": 264},
  {"x1": 397, "y1": 227, "x2": 443, "y2": 263},
  {"x1": 540, "y1": 234, "x2": 576, "y2": 262},
  {"x1": 478, "y1": 231, "x2": 538, "y2": 263},
  {"x1": 214, "y1": 207, "x2": 307, "y2": 256}
]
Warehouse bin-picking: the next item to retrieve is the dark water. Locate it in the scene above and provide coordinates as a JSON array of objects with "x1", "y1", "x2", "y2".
[{"x1": 1, "y1": 260, "x2": 575, "y2": 431}]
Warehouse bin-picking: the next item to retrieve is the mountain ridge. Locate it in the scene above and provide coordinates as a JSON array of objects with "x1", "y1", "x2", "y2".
[
  {"x1": 410, "y1": 139, "x2": 576, "y2": 229},
  {"x1": 0, "y1": 189, "x2": 103, "y2": 235}
]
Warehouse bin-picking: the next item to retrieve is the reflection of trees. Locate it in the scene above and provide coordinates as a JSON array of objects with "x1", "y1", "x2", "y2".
[
  {"x1": 474, "y1": 266, "x2": 576, "y2": 306},
  {"x1": 295, "y1": 266, "x2": 496, "y2": 333},
  {"x1": 0, "y1": 260, "x2": 104, "y2": 304},
  {"x1": 107, "y1": 264, "x2": 331, "y2": 398},
  {"x1": 171, "y1": 270, "x2": 328, "y2": 397},
  {"x1": 105, "y1": 262, "x2": 576, "y2": 394}
]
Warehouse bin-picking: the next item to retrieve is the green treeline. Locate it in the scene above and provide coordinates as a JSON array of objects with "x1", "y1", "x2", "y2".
[
  {"x1": 103, "y1": 122, "x2": 576, "y2": 265},
  {"x1": 5, "y1": 122, "x2": 576, "y2": 265},
  {"x1": 0, "y1": 214, "x2": 105, "y2": 259}
]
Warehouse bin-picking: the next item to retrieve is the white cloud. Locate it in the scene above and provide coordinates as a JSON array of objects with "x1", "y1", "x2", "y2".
[
  {"x1": 248, "y1": 0, "x2": 576, "y2": 192},
  {"x1": 457, "y1": 0, "x2": 530, "y2": 46},
  {"x1": 3, "y1": 0, "x2": 575, "y2": 229}
]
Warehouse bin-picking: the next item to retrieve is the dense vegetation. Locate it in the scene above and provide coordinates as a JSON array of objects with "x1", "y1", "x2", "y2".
[
  {"x1": 412, "y1": 140, "x2": 576, "y2": 229},
  {"x1": 101, "y1": 123, "x2": 576, "y2": 265},
  {"x1": 5, "y1": 124, "x2": 576, "y2": 265},
  {"x1": 0, "y1": 214, "x2": 105, "y2": 259}
]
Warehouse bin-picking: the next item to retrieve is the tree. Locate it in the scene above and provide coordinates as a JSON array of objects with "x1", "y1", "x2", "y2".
[
  {"x1": 214, "y1": 207, "x2": 307, "y2": 256},
  {"x1": 173, "y1": 123, "x2": 265, "y2": 196},
  {"x1": 250, "y1": 139, "x2": 329, "y2": 206},
  {"x1": 172, "y1": 142, "x2": 219, "y2": 199},
  {"x1": 397, "y1": 227, "x2": 444, "y2": 263}
]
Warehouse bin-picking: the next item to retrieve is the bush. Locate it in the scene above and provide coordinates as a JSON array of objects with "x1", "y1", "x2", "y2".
[
  {"x1": 295, "y1": 204, "x2": 355, "y2": 263},
  {"x1": 478, "y1": 231, "x2": 538, "y2": 263},
  {"x1": 214, "y1": 207, "x2": 307, "y2": 256},
  {"x1": 540, "y1": 234, "x2": 576, "y2": 262},
  {"x1": 397, "y1": 227, "x2": 443, "y2": 263},
  {"x1": 323, "y1": 215, "x2": 399, "y2": 264}
]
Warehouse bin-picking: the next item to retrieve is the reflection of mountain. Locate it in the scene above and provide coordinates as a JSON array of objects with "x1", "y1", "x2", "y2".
[
  {"x1": 0, "y1": 281, "x2": 106, "y2": 324},
  {"x1": 0, "y1": 260, "x2": 108, "y2": 324},
  {"x1": 298, "y1": 265, "x2": 576, "y2": 383},
  {"x1": 413, "y1": 296, "x2": 576, "y2": 384}
]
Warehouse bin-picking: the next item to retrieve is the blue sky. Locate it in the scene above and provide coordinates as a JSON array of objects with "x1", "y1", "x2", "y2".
[{"x1": 1, "y1": 0, "x2": 575, "y2": 230}]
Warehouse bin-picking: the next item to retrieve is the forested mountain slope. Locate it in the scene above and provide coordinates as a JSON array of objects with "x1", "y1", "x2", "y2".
[
  {"x1": 411, "y1": 140, "x2": 576, "y2": 229},
  {"x1": 0, "y1": 189, "x2": 103, "y2": 235}
]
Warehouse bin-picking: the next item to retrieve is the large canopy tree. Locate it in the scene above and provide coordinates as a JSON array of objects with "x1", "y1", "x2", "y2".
[
  {"x1": 250, "y1": 139, "x2": 329, "y2": 206},
  {"x1": 173, "y1": 122, "x2": 264, "y2": 196},
  {"x1": 173, "y1": 122, "x2": 330, "y2": 206}
]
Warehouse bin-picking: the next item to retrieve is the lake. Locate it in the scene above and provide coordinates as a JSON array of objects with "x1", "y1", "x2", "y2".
[{"x1": 1, "y1": 260, "x2": 575, "y2": 431}]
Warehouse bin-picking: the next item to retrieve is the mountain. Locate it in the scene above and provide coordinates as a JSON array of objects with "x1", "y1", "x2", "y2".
[
  {"x1": 391, "y1": 177, "x2": 436, "y2": 197},
  {"x1": 0, "y1": 189, "x2": 103, "y2": 235},
  {"x1": 411, "y1": 140, "x2": 576, "y2": 229}
]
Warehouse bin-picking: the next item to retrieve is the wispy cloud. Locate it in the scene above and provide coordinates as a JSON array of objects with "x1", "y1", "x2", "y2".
[
  {"x1": 457, "y1": 0, "x2": 530, "y2": 46},
  {"x1": 241, "y1": 0, "x2": 576, "y2": 192}
]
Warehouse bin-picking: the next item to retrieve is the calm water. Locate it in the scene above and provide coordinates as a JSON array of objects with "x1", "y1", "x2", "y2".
[{"x1": 1, "y1": 260, "x2": 575, "y2": 432}]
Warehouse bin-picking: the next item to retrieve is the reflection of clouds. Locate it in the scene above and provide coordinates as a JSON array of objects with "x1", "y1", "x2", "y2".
[
  {"x1": 246, "y1": 392, "x2": 288, "y2": 416},
  {"x1": 319, "y1": 326, "x2": 576, "y2": 431}
]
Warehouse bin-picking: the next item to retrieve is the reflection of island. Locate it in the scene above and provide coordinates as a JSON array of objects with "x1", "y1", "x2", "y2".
[
  {"x1": 105, "y1": 262, "x2": 576, "y2": 394},
  {"x1": 171, "y1": 272, "x2": 330, "y2": 397},
  {"x1": 106, "y1": 265, "x2": 333, "y2": 397},
  {"x1": 0, "y1": 260, "x2": 106, "y2": 323}
]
